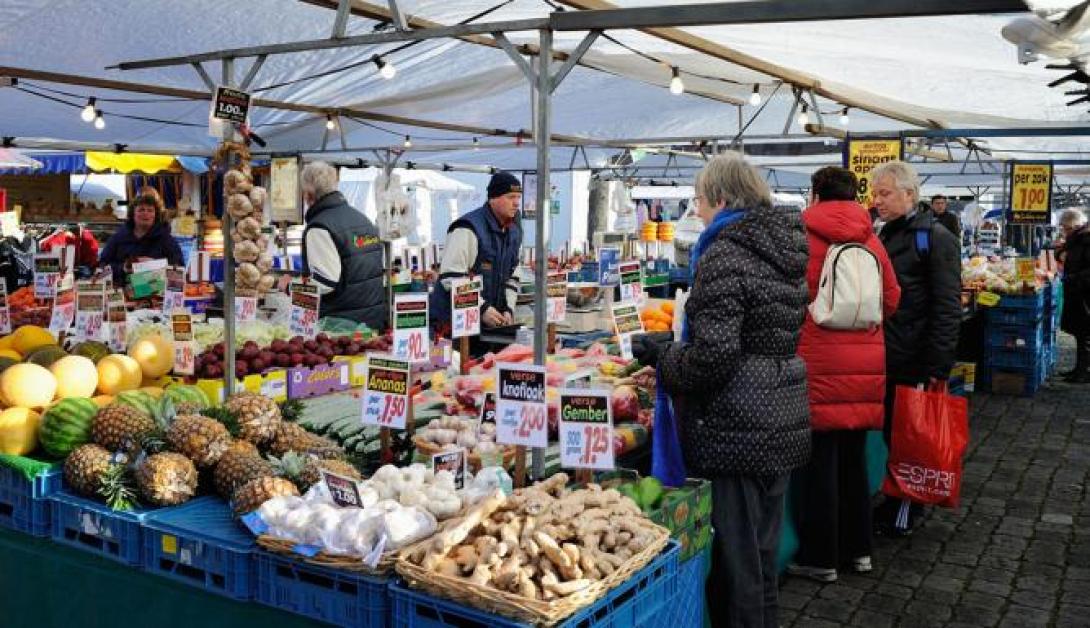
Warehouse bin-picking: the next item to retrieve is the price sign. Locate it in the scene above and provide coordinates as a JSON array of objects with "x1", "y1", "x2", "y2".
[
  {"x1": 495, "y1": 363, "x2": 548, "y2": 448},
  {"x1": 0, "y1": 212, "x2": 19, "y2": 238},
  {"x1": 322, "y1": 471, "x2": 365, "y2": 508},
  {"x1": 844, "y1": 137, "x2": 904, "y2": 208},
  {"x1": 558, "y1": 388, "x2": 614, "y2": 471},
  {"x1": 450, "y1": 277, "x2": 482, "y2": 339},
  {"x1": 33, "y1": 253, "x2": 61, "y2": 300},
  {"x1": 236, "y1": 296, "x2": 258, "y2": 322},
  {"x1": 0, "y1": 284, "x2": 10, "y2": 335},
  {"x1": 598, "y1": 247, "x2": 620, "y2": 286},
  {"x1": 173, "y1": 340, "x2": 197, "y2": 376},
  {"x1": 976, "y1": 291, "x2": 1001, "y2": 307},
  {"x1": 431, "y1": 449, "x2": 467, "y2": 490},
  {"x1": 162, "y1": 267, "x2": 186, "y2": 315},
  {"x1": 289, "y1": 281, "x2": 320, "y2": 339},
  {"x1": 105, "y1": 290, "x2": 128, "y2": 352},
  {"x1": 360, "y1": 355, "x2": 411, "y2": 430},
  {"x1": 611, "y1": 301, "x2": 644, "y2": 360},
  {"x1": 1009, "y1": 162, "x2": 1053, "y2": 224},
  {"x1": 393, "y1": 293, "x2": 430, "y2": 363},
  {"x1": 48, "y1": 282, "x2": 76, "y2": 336},
  {"x1": 75, "y1": 281, "x2": 106, "y2": 342},
  {"x1": 478, "y1": 392, "x2": 497, "y2": 431},
  {"x1": 212, "y1": 86, "x2": 251, "y2": 124},
  {"x1": 546, "y1": 272, "x2": 567, "y2": 325},
  {"x1": 1015, "y1": 258, "x2": 1036, "y2": 284},
  {"x1": 618, "y1": 261, "x2": 643, "y2": 302}
]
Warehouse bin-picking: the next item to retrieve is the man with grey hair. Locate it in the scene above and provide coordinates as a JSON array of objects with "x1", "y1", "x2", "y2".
[
  {"x1": 1058, "y1": 207, "x2": 1090, "y2": 382},
  {"x1": 300, "y1": 161, "x2": 387, "y2": 330},
  {"x1": 872, "y1": 160, "x2": 962, "y2": 536}
]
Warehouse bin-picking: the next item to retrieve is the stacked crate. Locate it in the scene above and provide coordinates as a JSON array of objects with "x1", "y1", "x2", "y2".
[{"x1": 980, "y1": 283, "x2": 1061, "y2": 396}]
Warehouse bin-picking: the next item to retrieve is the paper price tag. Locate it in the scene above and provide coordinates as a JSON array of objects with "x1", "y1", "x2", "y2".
[
  {"x1": 49, "y1": 283, "x2": 76, "y2": 336},
  {"x1": 173, "y1": 340, "x2": 197, "y2": 376},
  {"x1": 322, "y1": 471, "x2": 364, "y2": 508},
  {"x1": 1015, "y1": 258, "x2": 1036, "y2": 283},
  {"x1": 0, "y1": 284, "x2": 10, "y2": 335},
  {"x1": 547, "y1": 272, "x2": 567, "y2": 325},
  {"x1": 393, "y1": 293, "x2": 429, "y2": 362},
  {"x1": 33, "y1": 253, "x2": 61, "y2": 300},
  {"x1": 360, "y1": 354, "x2": 411, "y2": 430},
  {"x1": 75, "y1": 281, "x2": 106, "y2": 342},
  {"x1": 598, "y1": 247, "x2": 620, "y2": 286},
  {"x1": 618, "y1": 261, "x2": 643, "y2": 302},
  {"x1": 289, "y1": 281, "x2": 320, "y2": 339},
  {"x1": 450, "y1": 277, "x2": 482, "y2": 339},
  {"x1": 430, "y1": 449, "x2": 467, "y2": 490},
  {"x1": 106, "y1": 291, "x2": 128, "y2": 353},
  {"x1": 236, "y1": 296, "x2": 258, "y2": 322},
  {"x1": 558, "y1": 388, "x2": 614, "y2": 471},
  {"x1": 611, "y1": 301, "x2": 644, "y2": 360},
  {"x1": 495, "y1": 363, "x2": 548, "y2": 448},
  {"x1": 478, "y1": 392, "x2": 497, "y2": 431}
]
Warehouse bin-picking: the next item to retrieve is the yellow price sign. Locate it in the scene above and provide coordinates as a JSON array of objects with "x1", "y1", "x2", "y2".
[
  {"x1": 844, "y1": 137, "x2": 903, "y2": 208},
  {"x1": 976, "y1": 291, "x2": 1001, "y2": 307},
  {"x1": 1015, "y1": 258, "x2": 1036, "y2": 283},
  {"x1": 1010, "y1": 162, "x2": 1052, "y2": 224}
]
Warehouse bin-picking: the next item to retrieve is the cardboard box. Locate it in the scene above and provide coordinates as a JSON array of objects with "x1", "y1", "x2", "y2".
[{"x1": 286, "y1": 362, "x2": 351, "y2": 399}]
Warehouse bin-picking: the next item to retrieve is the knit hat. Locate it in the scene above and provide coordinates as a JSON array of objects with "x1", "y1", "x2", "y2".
[{"x1": 487, "y1": 171, "x2": 522, "y2": 198}]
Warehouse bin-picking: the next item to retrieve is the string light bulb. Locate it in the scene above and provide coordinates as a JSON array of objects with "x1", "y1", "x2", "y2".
[
  {"x1": 325, "y1": 114, "x2": 336, "y2": 130},
  {"x1": 749, "y1": 84, "x2": 761, "y2": 107},
  {"x1": 403, "y1": 135, "x2": 412, "y2": 149},
  {"x1": 797, "y1": 103, "x2": 809, "y2": 127},
  {"x1": 669, "y1": 67, "x2": 684, "y2": 95},
  {"x1": 472, "y1": 137, "x2": 480, "y2": 150},
  {"x1": 93, "y1": 110, "x2": 105, "y2": 130},
  {"x1": 839, "y1": 107, "x2": 851, "y2": 127},
  {"x1": 374, "y1": 56, "x2": 396, "y2": 80},
  {"x1": 80, "y1": 97, "x2": 97, "y2": 123}
]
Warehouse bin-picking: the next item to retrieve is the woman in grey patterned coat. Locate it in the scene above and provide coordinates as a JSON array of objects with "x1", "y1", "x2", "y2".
[{"x1": 633, "y1": 153, "x2": 811, "y2": 627}]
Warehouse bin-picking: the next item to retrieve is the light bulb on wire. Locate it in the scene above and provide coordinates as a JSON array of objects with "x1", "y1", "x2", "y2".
[
  {"x1": 403, "y1": 135, "x2": 412, "y2": 149},
  {"x1": 472, "y1": 137, "x2": 480, "y2": 150},
  {"x1": 796, "y1": 104, "x2": 809, "y2": 127},
  {"x1": 669, "y1": 67, "x2": 684, "y2": 95},
  {"x1": 374, "y1": 56, "x2": 396, "y2": 80},
  {"x1": 839, "y1": 107, "x2": 850, "y2": 127},
  {"x1": 80, "y1": 97, "x2": 97, "y2": 123},
  {"x1": 93, "y1": 110, "x2": 105, "y2": 130},
  {"x1": 325, "y1": 114, "x2": 336, "y2": 131},
  {"x1": 748, "y1": 85, "x2": 761, "y2": 107}
]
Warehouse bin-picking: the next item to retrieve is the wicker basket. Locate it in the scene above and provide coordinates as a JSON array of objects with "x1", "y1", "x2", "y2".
[
  {"x1": 395, "y1": 521, "x2": 670, "y2": 626},
  {"x1": 411, "y1": 435, "x2": 517, "y2": 471},
  {"x1": 257, "y1": 535, "x2": 398, "y2": 575}
]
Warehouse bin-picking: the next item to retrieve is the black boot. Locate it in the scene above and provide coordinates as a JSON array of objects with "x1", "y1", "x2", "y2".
[{"x1": 1064, "y1": 335, "x2": 1090, "y2": 383}]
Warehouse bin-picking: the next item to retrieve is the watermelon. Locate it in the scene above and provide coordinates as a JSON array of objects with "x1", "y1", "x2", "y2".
[
  {"x1": 38, "y1": 397, "x2": 98, "y2": 457},
  {"x1": 71, "y1": 341, "x2": 111, "y2": 364},
  {"x1": 163, "y1": 384, "x2": 211, "y2": 410},
  {"x1": 25, "y1": 345, "x2": 68, "y2": 368},
  {"x1": 113, "y1": 390, "x2": 159, "y2": 417}
]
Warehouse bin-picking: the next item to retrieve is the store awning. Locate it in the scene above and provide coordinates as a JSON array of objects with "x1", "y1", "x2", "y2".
[
  {"x1": 85, "y1": 152, "x2": 180, "y2": 174},
  {"x1": 0, "y1": 152, "x2": 86, "y2": 175}
]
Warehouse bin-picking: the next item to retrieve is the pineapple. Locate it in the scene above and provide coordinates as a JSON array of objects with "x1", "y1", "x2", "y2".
[
  {"x1": 213, "y1": 444, "x2": 273, "y2": 498},
  {"x1": 270, "y1": 451, "x2": 361, "y2": 491},
  {"x1": 92, "y1": 405, "x2": 157, "y2": 454},
  {"x1": 98, "y1": 464, "x2": 139, "y2": 512},
  {"x1": 226, "y1": 392, "x2": 282, "y2": 445},
  {"x1": 232, "y1": 476, "x2": 299, "y2": 515},
  {"x1": 64, "y1": 443, "x2": 114, "y2": 497},
  {"x1": 166, "y1": 414, "x2": 232, "y2": 468},
  {"x1": 174, "y1": 401, "x2": 204, "y2": 416},
  {"x1": 136, "y1": 452, "x2": 198, "y2": 506},
  {"x1": 267, "y1": 422, "x2": 342, "y2": 458}
]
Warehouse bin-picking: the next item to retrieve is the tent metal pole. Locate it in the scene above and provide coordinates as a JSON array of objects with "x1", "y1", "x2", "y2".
[
  {"x1": 531, "y1": 28, "x2": 553, "y2": 481},
  {"x1": 222, "y1": 59, "x2": 237, "y2": 398},
  {"x1": 191, "y1": 63, "x2": 215, "y2": 91},
  {"x1": 331, "y1": 0, "x2": 353, "y2": 38}
]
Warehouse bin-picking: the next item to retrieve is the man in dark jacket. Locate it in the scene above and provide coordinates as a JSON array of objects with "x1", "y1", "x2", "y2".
[
  {"x1": 872, "y1": 161, "x2": 962, "y2": 535},
  {"x1": 1059, "y1": 208, "x2": 1090, "y2": 382},
  {"x1": 429, "y1": 171, "x2": 523, "y2": 339},
  {"x1": 300, "y1": 162, "x2": 387, "y2": 331},
  {"x1": 930, "y1": 194, "x2": 961, "y2": 239}
]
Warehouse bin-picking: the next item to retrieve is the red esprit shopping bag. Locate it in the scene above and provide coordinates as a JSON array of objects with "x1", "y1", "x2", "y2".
[{"x1": 881, "y1": 383, "x2": 970, "y2": 508}]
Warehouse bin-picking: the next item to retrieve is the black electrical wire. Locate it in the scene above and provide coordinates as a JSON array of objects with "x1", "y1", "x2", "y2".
[{"x1": 18, "y1": 81, "x2": 195, "y2": 104}]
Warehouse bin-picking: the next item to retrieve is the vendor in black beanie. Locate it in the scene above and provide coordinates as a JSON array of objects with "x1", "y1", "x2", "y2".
[{"x1": 429, "y1": 171, "x2": 524, "y2": 338}]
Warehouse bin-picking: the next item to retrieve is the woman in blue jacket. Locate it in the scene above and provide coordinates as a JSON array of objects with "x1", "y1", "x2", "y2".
[{"x1": 99, "y1": 187, "x2": 184, "y2": 285}]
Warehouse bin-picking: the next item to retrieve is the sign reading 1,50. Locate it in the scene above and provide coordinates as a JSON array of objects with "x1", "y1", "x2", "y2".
[{"x1": 377, "y1": 393, "x2": 406, "y2": 426}]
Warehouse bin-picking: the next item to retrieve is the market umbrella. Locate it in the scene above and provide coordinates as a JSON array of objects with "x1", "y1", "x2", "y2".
[{"x1": 0, "y1": 148, "x2": 42, "y2": 170}]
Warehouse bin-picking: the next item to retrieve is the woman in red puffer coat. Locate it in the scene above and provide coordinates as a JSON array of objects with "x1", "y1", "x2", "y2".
[{"x1": 788, "y1": 166, "x2": 900, "y2": 583}]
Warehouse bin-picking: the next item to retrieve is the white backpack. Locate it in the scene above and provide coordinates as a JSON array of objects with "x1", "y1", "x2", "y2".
[{"x1": 808, "y1": 243, "x2": 883, "y2": 330}]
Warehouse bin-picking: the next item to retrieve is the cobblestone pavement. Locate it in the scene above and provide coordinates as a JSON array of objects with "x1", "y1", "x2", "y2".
[{"x1": 779, "y1": 339, "x2": 1090, "y2": 628}]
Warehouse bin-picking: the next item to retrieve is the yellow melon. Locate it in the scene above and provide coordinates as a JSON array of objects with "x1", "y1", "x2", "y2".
[
  {"x1": 50, "y1": 355, "x2": 99, "y2": 399},
  {"x1": 12, "y1": 326, "x2": 57, "y2": 356},
  {"x1": 0, "y1": 407, "x2": 41, "y2": 455},
  {"x1": 91, "y1": 395, "x2": 115, "y2": 408},
  {"x1": 0, "y1": 335, "x2": 14, "y2": 351},
  {"x1": 0, "y1": 349, "x2": 21, "y2": 361},
  {"x1": 0, "y1": 363, "x2": 58, "y2": 408},
  {"x1": 96, "y1": 354, "x2": 143, "y2": 395},
  {"x1": 128, "y1": 335, "x2": 174, "y2": 379}
]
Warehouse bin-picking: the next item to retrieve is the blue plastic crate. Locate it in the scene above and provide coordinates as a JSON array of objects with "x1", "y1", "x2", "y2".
[
  {"x1": 987, "y1": 307, "x2": 1043, "y2": 327},
  {"x1": 0, "y1": 465, "x2": 60, "y2": 537},
  {"x1": 142, "y1": 498, "x2": 255, "y2": 600},
  {"x1": 985, "y1": 346, "x2": 1044, "y2": 370},
  {"x1": 978, "y1": 360, "x2": 1048, "y2": 397},
  {"x1": 996, "y1": 291, "x2": 1045, "y2": 311},
  {"x1": 986, "y1": 325, "x2": 1045, "y2": 351},
  {"x1": 661, "y1": 551, "x2": 707, "y2": 628},
  {"x1": 255, "y1": 552, "x2": 389, "y2": 627},
  {"x1": 391, "y1": 541, "x2": 679, "y2": 628}
]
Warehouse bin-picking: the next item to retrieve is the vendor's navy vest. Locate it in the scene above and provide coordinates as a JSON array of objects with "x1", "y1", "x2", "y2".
[
  {"x1": 302, "y1": 191, "x2": 388, "y2": 331},
  {"x1": 430, "y1": 203, "x2": 522, "y2": 327}
]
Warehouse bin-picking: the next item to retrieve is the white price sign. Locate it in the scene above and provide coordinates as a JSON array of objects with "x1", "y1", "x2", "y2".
[
  {"x1": 162, "y1": 267, "x2": 186, "y2": 315},
  {"x1": 611, "y1": 301, "x2": 644, "y2": 361},
  {"x1": 393, "y1": 293, "x2": 430, "y2": 362},
  {"x1": 360, "y1": 354, "x2": 411, "y2": 430},
  {"x1": 495, "y1": 363, "x2": 548, "y2": 448},
  {"x1": 49, "y1": 283, "x2": 76, "y2": 336},
  {"x1": 106, "y1": 291, "x2": 127, "y2": 353},
  {"x1": 33, "y1": 253, "x2": 61, "y2": 300},
  {"x1": 289, "y1": 281, "x2": 320, "y2": 339},
  {"x1": 75, "y1": 281, "x2": 106, "y2": 342},
  {"x1": 0, "y1": 284, "x2": 10, "y2": 335},
  {"x1": 173, "y1": 340, "x2": 197, "y2": 376},
  {"x1": 236, "y1": 296, "x2": 258, "y2": 322},
  {"x1": 450, "y1": 277, "x2": 482, "y2": 339},
  {"x1": 618, "y1": 261, "x2": 643, "y2": 303},
  {"x1": 558, "y1": 388, "x2": 614, "y2": 471},
  {"x1": 547, "y1": 272, "x2": 567, "y2": 325}
]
